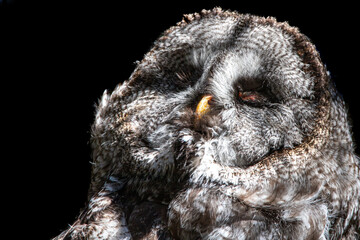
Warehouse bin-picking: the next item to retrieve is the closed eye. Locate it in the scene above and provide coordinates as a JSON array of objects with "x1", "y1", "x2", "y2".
[
  {"x1": 235, "y1": 79, "x2": 278, "y2": 106},
  {"x1": 238, "y1": 89, "x2": 272, "y2": 106},
  {"x1": 239, "y1": 92, "x2": 260, "y2": 102}
]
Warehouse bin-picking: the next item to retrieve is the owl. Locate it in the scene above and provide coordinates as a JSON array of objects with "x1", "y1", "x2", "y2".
[{"x1": 54, "y1": 8, "x2": 360, "y2": 240}]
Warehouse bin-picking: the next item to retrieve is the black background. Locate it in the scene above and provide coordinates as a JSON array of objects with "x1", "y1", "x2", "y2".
[{"x1": 2, "y1": 1, "x2": 359, "y2": 239}]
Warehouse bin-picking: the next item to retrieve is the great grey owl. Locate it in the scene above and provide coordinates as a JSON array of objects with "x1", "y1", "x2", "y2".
[{"x1": 54, "y1": 8, "x2": 360, "y2": 240}]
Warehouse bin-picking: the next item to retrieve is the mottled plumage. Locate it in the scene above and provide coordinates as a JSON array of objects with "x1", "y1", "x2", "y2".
[{"x1": 54, "y1": 8, "x2": 360, "y2": 240}]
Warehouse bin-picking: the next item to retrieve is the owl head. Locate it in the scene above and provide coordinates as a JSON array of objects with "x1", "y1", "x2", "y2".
[
  {"x1": 53, "y1": 8, "x2": 360, "y2": 240},
  {"x1": 91, "y1": 8, "x2": 333, "y2": 186}
]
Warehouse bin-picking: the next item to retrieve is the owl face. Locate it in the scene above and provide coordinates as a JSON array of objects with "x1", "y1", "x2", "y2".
[
  {"x1": 94, "y1": 13, "x2": 320, "y2": 184},
  {"x1": 164, "y1": 49, "x2": 314, "y2": 168}
]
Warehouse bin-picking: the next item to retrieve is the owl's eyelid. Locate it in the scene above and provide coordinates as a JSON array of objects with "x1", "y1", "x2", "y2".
[
  {"x1": 237, "y1": 89, "x2": 274, "y2": 106},
  {"x1": 239, "y1": 91, "x2": 261, "y2": 101}
]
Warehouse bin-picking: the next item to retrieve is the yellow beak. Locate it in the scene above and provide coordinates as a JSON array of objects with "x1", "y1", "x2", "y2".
[{"x1": 195, "y1": 95, "x2": 212, "y2": 120}]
